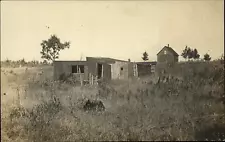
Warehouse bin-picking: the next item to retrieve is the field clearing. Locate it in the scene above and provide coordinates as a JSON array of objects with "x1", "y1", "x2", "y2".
[{"x1": 1, "y1": 61, "x2": 225, "y2": 141}]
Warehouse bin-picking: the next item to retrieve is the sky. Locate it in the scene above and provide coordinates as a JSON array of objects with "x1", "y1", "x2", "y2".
[{"x1": 1, "y1": 0, "x2": 224, "y2": 62}]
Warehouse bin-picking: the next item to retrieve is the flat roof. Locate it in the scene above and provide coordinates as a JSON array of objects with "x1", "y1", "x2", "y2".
[{"x1": 54, "y1": 60, "x2": 86, "y2": 62}]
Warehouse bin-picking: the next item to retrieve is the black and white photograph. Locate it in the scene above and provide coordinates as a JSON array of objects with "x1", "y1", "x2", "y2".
[{"x1": 1, "y1": 0, "x2": 224, "y2": 141}]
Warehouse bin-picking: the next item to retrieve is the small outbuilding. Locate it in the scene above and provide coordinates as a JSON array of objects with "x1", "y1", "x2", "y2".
[{"x1": 53, "y1": 57, "x2": 136, "y2": 82}]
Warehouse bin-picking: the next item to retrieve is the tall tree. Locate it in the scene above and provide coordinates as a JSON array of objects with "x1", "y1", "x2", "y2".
[
  {"x1": 181, "y1": 46, "x2": 194, "y2": 60},
  {"x1": 192, "y1": 48, "x2": 200, "y2": 60},
  {"x1": 187, "y1": 47, "x2": 193, "y2": 60},
  {"x1": 181, "y1": 46, "x2": 188, "y2": 60},
  {"x1": 40, "y1": 35, "x2": 70, "y2": 63},
  {"x1": 203, "y1": 53, "x2": 211, "y2": 61},
  {"x1": 181, "y1": 46, "x2": 201, "y2": 61},
  {"x1": 142, "y1": 51, "x2": 149, "y2": 61}
]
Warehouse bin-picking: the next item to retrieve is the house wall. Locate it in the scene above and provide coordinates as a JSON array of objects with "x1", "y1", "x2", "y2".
[
  {"x1": 128, "y1": 62, "x2": 135, "y2": 78},
  {"x1": 87, "y1": 61, "x2": 112, "y2": 80},
  {"x1": 151, "y1": 65, "x2": 156, "y2": 73},
  {"x1": 157, "y1": 48, "x2": 178, "y2": 63},
  {"x1": 111, "y1": 61, "x2": 129, "y2": 80},
  {"x1": 102, "y1": 63, "x2": 112, "y2": 81},
  {"x1": 87, "y1": 61, "x2": 97, "y2": 76},
  {"x1": 54, "y1": 58, "x2": 133, "y2": 81},
  {"x1": 54, "y1": 61, "x2": 89, "y2": 80},
  {"x1": 174, "y1": 56, "x2": 179, "y2": 62},
  {"x1": 133, "y1": 63, "x2": 138, "y2": 77},
  {"x1": 137, "y1": 64, "x2": 152, "y2": 77}
]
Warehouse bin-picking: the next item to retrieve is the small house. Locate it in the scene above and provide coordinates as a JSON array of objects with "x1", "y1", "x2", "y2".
[
  {"x1": 53, "y1": 57, "x2": 136, "y2": 82},
  {"x1": 157, "y1": 44, "x2": 179, "y2": 64}
]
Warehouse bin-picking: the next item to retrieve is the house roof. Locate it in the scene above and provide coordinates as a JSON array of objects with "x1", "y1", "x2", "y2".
[
  {"x1": 157, "y1": 46, "x2": 179, "y2": 56},
  {"x1": 86, "y1": 57, "x2": 128, "y2": 63},
  {"x1": 136, "y1": 61, "x2": 157, "y2": 65}
]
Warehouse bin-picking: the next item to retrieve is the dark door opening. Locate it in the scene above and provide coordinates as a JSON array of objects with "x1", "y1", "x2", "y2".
[{"x1": 97, "y1": 63, "x2": 103, "y2": 79}]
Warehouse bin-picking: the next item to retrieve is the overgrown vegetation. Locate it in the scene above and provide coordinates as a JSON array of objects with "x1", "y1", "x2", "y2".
[
  {"x1": 1, "y1": 60, "x2": 224, "y2": 141},
  {"x1": 1, "y1": 59, "x2": 51, "y2": 68}
]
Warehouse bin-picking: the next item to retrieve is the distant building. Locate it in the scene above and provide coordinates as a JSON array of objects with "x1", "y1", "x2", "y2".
[{"x1": 157, "y1": 44, "x2": 179, "y2": 64}]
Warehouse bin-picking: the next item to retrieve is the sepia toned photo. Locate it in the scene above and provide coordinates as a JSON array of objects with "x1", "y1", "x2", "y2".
[{"x1": 1, "y1": 0, "x2": 224, "y2": 141}]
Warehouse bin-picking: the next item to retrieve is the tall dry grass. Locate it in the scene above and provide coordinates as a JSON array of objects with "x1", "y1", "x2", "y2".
[{"x1": 1, "y1": 61, "x2": 225, "y2": 141}]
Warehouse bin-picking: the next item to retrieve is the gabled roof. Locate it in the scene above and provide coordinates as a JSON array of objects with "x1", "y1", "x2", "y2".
[
  {"x1": 157, "y1": 46, "x2": 179, "y2": 56},
  {"x1": 86, "y1": 57, "x2": 127, "y2": 64}
]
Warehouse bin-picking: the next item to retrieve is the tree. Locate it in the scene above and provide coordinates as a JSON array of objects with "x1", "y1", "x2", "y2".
[
  {"x1": 192, "y1": 48, "x2": 200, "y2": 60},
  {"x1": 5, "y1": 58, "x2": 10, "y2": 63},
  {"x1": 40, "y1": 35, "x2": 70, "y2": 63},
  {"x1": 203, "y1": 53, "x2": 211, "y2": 61},
  {"x1": 182, "y1": 46, "x2": 201, "y2": 61},
  {"x1": 187, "y1": 47, "x2": 193, "y2": 60},
  {"x1": 142, "y1": 51, "x2": 149, "y2": 61},
  {"x1": 20, "y1": 58, "x2": 26, "y2": 64},
  {"x1": 42, "y1": 60, "x2": 48, "y2": 65},
  {"x1": 181, "y1": 46, "x2": 188, "y2": 60},
  {"x1": 181, "y1": 46, "x2": 194, "y2": 60}
]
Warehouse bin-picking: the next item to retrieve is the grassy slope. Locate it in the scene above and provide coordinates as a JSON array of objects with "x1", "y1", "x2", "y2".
[{"x1": 1, "y1": 61, "x2": 225, "y2": 141}]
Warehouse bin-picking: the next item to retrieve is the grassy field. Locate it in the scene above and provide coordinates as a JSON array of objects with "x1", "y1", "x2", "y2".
[{"x1": 1, "y1": 61, "x2": 225, "y2": 141}]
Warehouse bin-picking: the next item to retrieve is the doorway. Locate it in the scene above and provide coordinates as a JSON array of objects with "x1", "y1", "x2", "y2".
[{"x1": 97, "y1": 63, "x2": 103, "y2": 79}]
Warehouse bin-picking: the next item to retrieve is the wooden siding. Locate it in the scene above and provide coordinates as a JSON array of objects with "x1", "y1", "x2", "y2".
[
  {"x1": 111, "y1": 61, "x2": 129, "y2": 80},
  {"x1": 157, "y1": 47, "x2": 178, "y2": 63},
  {"x1": 137, "y1": 64, "x2": 152, "y2": 76},
  {"x1": 54, "y1": 61, "x2": 89, "y2": 80}
]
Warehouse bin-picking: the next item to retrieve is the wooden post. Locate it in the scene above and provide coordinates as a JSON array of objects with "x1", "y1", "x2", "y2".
[
  {"x1": 91, "y1": 75, "x2": 94, "y2": 85},
  {"x1": 102, "y1": 65, "x2": 104, "y2": 79},
  {"x1": 89, "y1": 73, "x2": 91, "y2": 85},
  {"x1": 78, "y1": 67, "x2": 83, "y2": 86},
  {"x1": 95, "y1": 76, "x2": 98, "y2": 85}
]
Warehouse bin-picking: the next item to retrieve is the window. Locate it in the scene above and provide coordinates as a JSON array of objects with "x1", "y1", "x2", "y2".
[
  {"x1": 72, "y1": 65, "x2": 78, "y2": 73},
  {"x1": 164, "y1": 50, "x2": 167, "y2": 54},
  {"x1": 121, "y1": 67, "x2": 123, "y2": 71},
  {"x1": 71, "y1": 65, "x2": 84, "y2": 73},
  {"x1": 78, "y1": 65, "x2": 84, "y2": 73},
  {"x1": 97, "y1": 63, "x2": 103, "y2": 79}
]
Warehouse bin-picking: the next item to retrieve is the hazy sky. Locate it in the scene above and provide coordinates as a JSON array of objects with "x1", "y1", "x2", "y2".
[{"x1": 1, "y1": 1, "x2": 224, "y2": 62}]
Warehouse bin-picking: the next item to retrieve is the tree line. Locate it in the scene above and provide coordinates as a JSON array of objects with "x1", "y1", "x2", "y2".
[
  {"x1": 180, "y1": 46, "x2": 211, "y2": 61},
  {"x1": 141, "y1": 45, "x2": 214, "y2": 62},
  {"x1": 1, "y1": 58, "x2": 51, "y2": 67},
  {"x1": 2, "y1": 35, "x2": 220, "y2": 66},
  {"x1": 38, "y1": 35, "x2": 218, "y2": 63}
]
